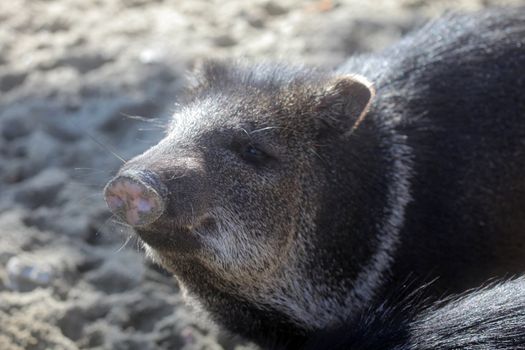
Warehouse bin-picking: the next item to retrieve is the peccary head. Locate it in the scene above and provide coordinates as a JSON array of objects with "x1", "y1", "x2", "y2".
[{"x1": 104, "y1": 61, "x2": 400, "y2": 340}]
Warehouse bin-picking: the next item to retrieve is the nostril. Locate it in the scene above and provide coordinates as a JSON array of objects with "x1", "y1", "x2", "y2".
[
  {"x1": 103, "y1": 170, "x2": 167, "y2": 227},
  {"x1": 106, "y1": 193, "x2": 125, "y2": 211}
]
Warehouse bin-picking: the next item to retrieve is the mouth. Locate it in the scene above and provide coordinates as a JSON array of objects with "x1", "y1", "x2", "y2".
[{"x1": 134, "y1": 216, "x2": 217, "y2": 254}]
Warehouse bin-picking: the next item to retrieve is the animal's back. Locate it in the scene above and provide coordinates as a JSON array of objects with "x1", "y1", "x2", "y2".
[{"x1": 342, "y1": 8, "x2": 525, "y2": 294}]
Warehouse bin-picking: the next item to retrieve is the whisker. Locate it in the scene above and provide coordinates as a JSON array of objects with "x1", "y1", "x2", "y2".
[
  {"x1": 84, "y1": 131, "x2": 127, "y2": 163},
  {"x1": 167, "y1": 170, "x2": 187, "y2": 181},
  {"x1": 73, "y1": 193, "x2": 106, "y2": 204},
  {"x1": 240, "y1": 127, "x2": 251, "y2": 139},
  {"x1": 111, "y1": 218, "x2": 132, "y2": 229},
  {"x1": 73, "y1": 181, "x2": 109, "y2": 190},
  {"x1": 114, "y1": 234, "x2": 133, "y2": 253},
  {"x1": 309, "y1": 147, "x2": 326, "y2": 164},
  {"x1": 137, "y1": 127, "x2": 164, "y2": 132},
  {"x1": 249, "y1": 126, "x2": 281, "y2": 134},
  {"x1": 73, "y1": 168, "x2": 114, "y2": 174},
  {"x1": 121, "y1": 113, "x2": 166, "y2": 128},
  {"x1": 89, "y1": 214, "x2": 128, "y2": 247}
]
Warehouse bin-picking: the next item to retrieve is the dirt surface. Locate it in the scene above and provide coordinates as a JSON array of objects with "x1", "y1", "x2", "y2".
[{"x1": 0, "y1": 0, "x2": 523, "y2": 349}]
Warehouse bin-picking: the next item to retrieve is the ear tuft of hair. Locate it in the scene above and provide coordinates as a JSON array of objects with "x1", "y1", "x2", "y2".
[{"x1": 315, "y1": 75, "x2": 375, "y2": 134}]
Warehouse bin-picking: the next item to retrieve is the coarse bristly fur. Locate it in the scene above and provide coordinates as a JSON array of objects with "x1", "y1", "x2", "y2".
[
  {"x1": 104, "y1": 7, "x2": 525, "y2": 350},
  {"x1": 302, "y1": 277, "x2": 525, "y2": 350}
]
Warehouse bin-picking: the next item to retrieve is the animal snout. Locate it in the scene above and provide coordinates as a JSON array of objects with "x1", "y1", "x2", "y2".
[{"x1": 104, "y1": 170, "x2": 168, "y2": 227}]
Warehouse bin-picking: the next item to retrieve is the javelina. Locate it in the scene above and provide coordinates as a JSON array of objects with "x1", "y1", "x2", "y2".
[{"x1": 104, "y1": 7, "x2": 525, "y2": 349}]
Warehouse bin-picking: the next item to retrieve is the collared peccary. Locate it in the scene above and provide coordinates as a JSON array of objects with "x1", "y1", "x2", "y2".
[{"x1": 104, "y1": 7, "x2": 525, "y2": 349}]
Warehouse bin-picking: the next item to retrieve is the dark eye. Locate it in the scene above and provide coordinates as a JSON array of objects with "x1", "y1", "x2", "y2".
[{"x1": 240, "y1": 144, "x2": 270, "y2": 166}]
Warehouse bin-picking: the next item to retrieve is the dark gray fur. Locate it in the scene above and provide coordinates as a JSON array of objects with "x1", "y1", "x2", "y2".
[
  {"x1": 106, "y1": 7, "x2": 525, "y2": 349},
  {"x1": 339, "y1": 8, "x2": 525, "y2": 295},
  {"x1": 303, "y1": 277, "x2": 525, "y2": 350}
]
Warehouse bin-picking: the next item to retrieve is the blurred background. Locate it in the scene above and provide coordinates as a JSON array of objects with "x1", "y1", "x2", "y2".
[{"x1": 0, "y1": 0, "x2": 523, "y2": 349}]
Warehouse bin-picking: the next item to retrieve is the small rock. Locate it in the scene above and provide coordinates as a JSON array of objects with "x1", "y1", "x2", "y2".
[
  {"x1": 14, "y1": 167, "x2": 68, "y2": 209},
  {"x1": 139, "y1": 48, "x2": 164, "y2": 65},
  {"x1": 0, "y1": 71, "x2": 27, "y2": 92},
  {"x1": 213, "y1": 34, "x2": 237, "y2": 47},
  {"x1": 263, "y1": 1, "x2": 289, "y2": 16},
  {"x1": 6, "y1": 256, "x2": 54, "y2": 292},
  {"x1": 1, "y1": 118, "x2": 31, "y2": 141},
  {"x1": 246, "y1": 15, "x2": 265, "y2": 28},
  {"x1": 60, "y1": 53, "x2": 113, "y2": 74},
  {"x1": 25, "y1": 130, "x2": 62, "y2": 167},
  {"x1": 85, "y1": 250, "x2": 145, "y2": 293}
]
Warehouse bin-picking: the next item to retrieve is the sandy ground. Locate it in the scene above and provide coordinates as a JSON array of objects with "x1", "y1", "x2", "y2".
[{"x1": 0, "y1": 0, "x2": 524, "y2": 349}]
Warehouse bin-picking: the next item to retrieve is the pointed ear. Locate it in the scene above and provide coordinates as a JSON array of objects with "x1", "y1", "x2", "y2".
[
  {"x1": 315, "y1": 75, "x2": 375, "y2": 135},
  {"x1": 187, "y1": 58, "x2": 231, "y2": 91}
]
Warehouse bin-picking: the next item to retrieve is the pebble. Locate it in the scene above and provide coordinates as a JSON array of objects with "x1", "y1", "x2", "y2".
[
  {"x1": 263, "y1": 1, "x2": 289, "y2": 16},
  {"x1": 6, "y1": 256, "x2": 54, "y2": 292},
  {"x1": 84, "y1": 250, "x2": 145, "y2": 293},
  {"x1": 213, "y1": 34, "x2": 237, "y2": 47},
  {"x1": 139, "y1": 48, "x2": 164, "y2": 65}
]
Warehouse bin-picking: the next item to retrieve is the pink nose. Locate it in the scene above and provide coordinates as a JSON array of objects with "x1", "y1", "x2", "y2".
[{"x1": 104, "y1": 171, "x2": 167, "y2": 227}]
